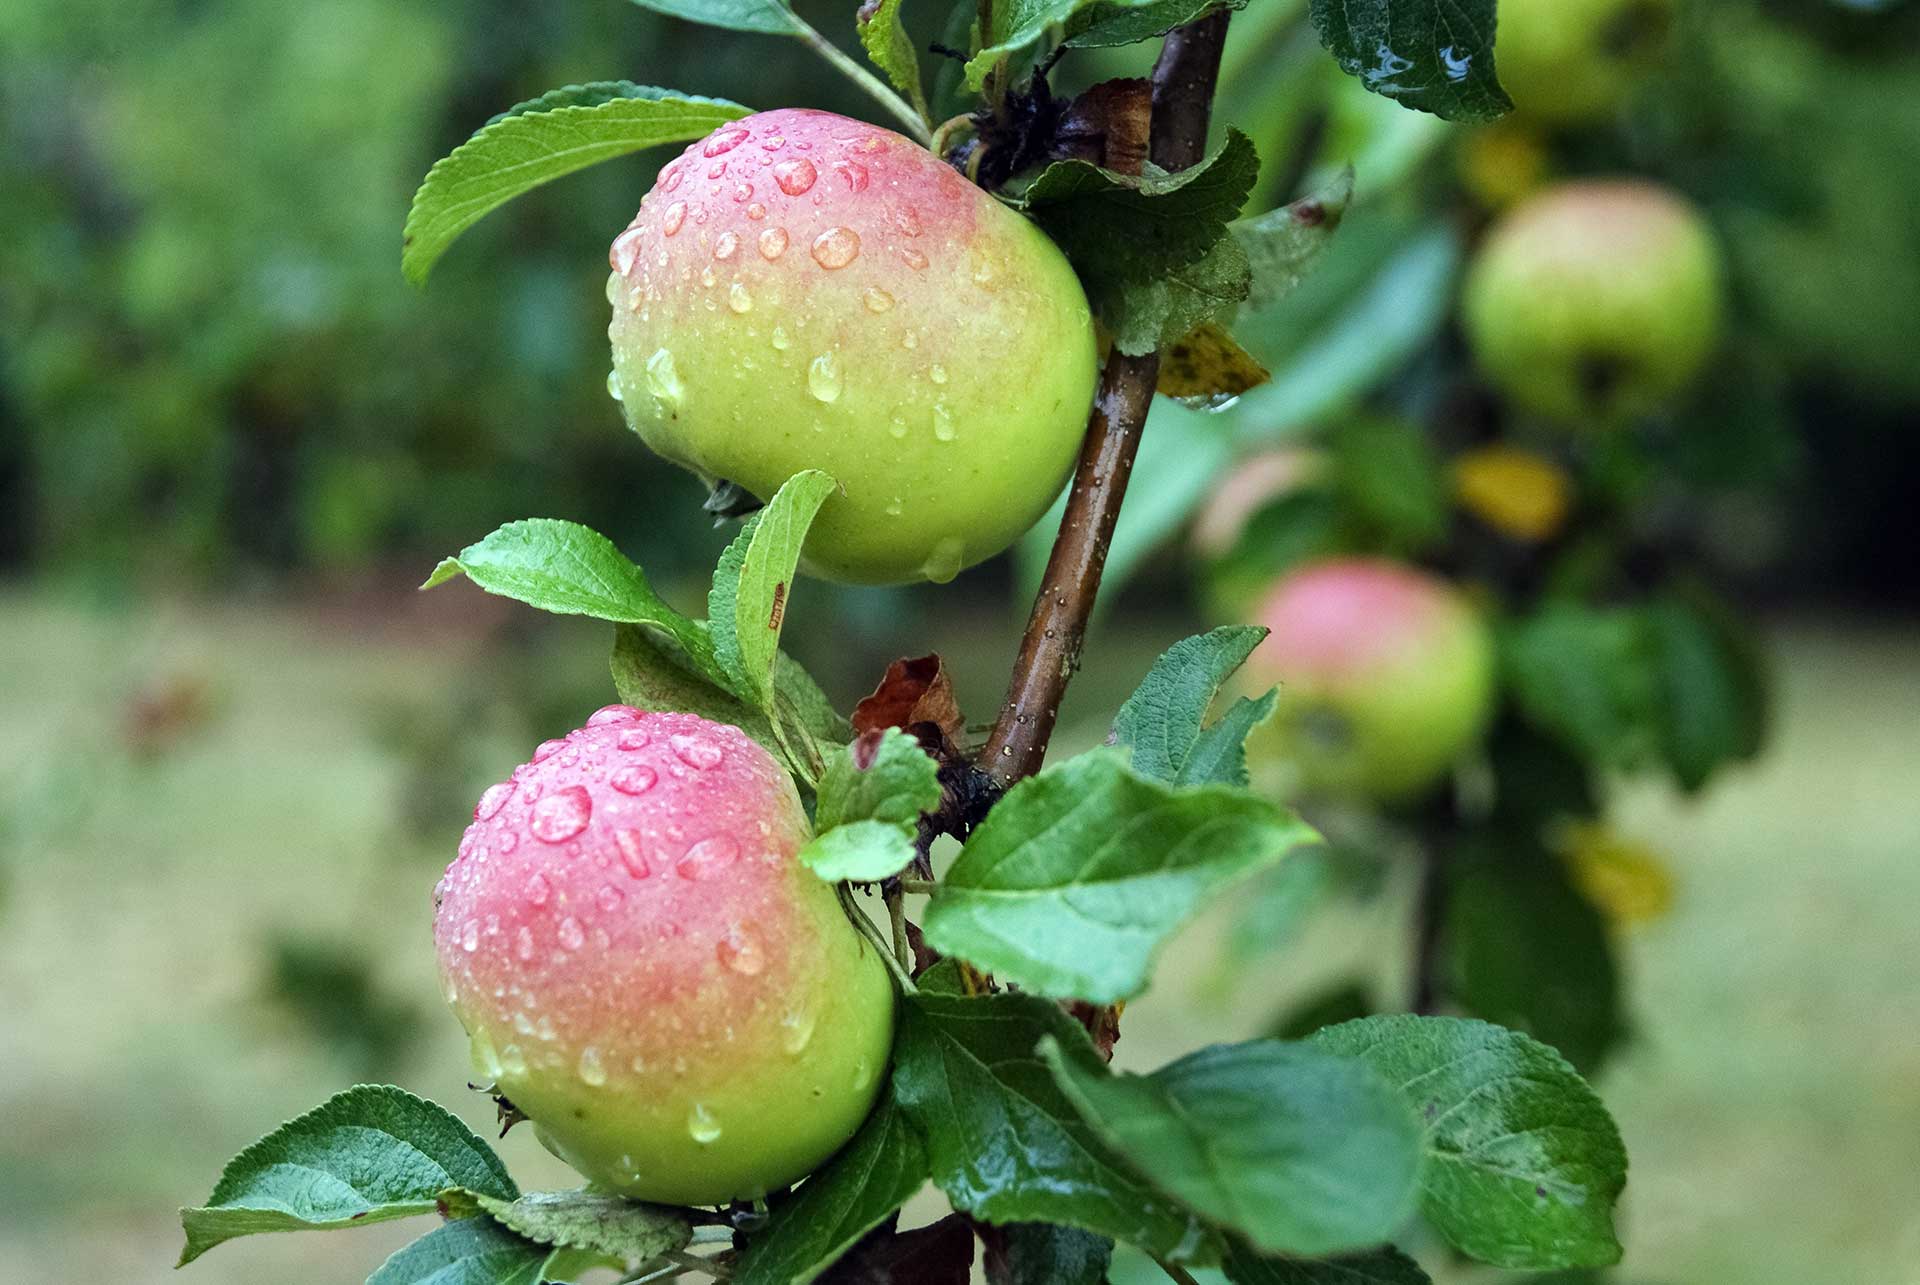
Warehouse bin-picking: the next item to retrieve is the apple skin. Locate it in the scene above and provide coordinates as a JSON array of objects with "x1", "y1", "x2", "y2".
[
  {"x1": 1241, "y1": 559, "x2": 1495, "y2": 802},
  {"x1": 1462, "y1": 179, "x2": 1723, "y2": 425},
  {"x1": 606, "y1": 108, "x2": 1098, "y2": 586},
  {"x1": 1495, "y1": 0, "x2": 1674, "y2": 127},
  {"x1": 433, "y1": 706, "x2": 894, "y2": 1205}
]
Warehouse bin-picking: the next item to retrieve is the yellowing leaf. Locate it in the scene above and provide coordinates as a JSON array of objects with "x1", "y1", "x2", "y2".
[
  {"x1": 1451, "y1": 444, "x2": 1573, "y2": 543},
  {"x1": 1157, "y1": 322, "x2": 1272, "y2": 405},
  {"x1": 1556, "y1": 822, "x2": 1676, "y2": 926}
]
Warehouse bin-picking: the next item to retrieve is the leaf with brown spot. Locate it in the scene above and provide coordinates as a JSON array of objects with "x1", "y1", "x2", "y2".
[{"x1": 1157, "y1": 321, "x2": 1271, "y2": 404}]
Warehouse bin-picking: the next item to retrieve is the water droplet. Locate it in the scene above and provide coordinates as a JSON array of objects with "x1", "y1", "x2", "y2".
[
  {"x1": 687, "y1": 1104, "x2": 723, "y2": 1144},
  {"x1": 662, "y1": 201, "x2": 687, "y2": 235},
  {"x1": 677, "y1": 835, "x2": 739, "y2": 880},
  {"x1": 933, "y1": 405, "x2": 956, "y2": 442},
  {"x1": 758, "y1": 226, "x2": 788, "y2": 260},
  {"x1": 713, "y1": 231, "x2": 739, "y2": 260},
  {"x1": 888, "y1": 418, "x2": 908, "y2": 440},
  {"x1": 526, "y1": 873, "x2": 552, "y2": 906},
  {"x1": 604, "y1": 271, "x2": 623, "y2": 305},
  {"x1": 610, "y1": 226, "x2": 644, "y2": 275},
  {"x1": 884, "y1": 496, "x2": 904, "y2": 516},
  {"x1": 746, "y1": 202, "x2": 767, "y2": 220},
  {"x1": 807, "y1": 352, "x2": 843, "y2": 403},
  {"x1": 810, "y1": 226, "x2": 860, "y2": 270},
  {"x1": 928, "y1": 363, "x2": 948, "y2": 385},
  {"x1": 863, "y1": 287, "x2": 894, "y2": 313},
  {"x1": 832, "y1": 160, "x2": 869, "y2": 192},
  {"x1": 460, "y1": 918, "x2": 480, "y2": 952},
  {"x1": 578, "y1": 1045, "x2": 609, "y2": 1085},
  {"x1": 498, "y1": 830, "x2": 519, "y2": 855},
  {"x1": 780, "y1": 1009, "x2": 816, "y2": 1055},
  {"x1": 733, "y1": 181, "x2": 754, "y2": 202},
  {"x1": 761, "y1": 134, "x2": 786, "y2": 151},
  {"x1": 671, "y1": 733, "x2": 725, "y2": 769},
  {"x1": 898, "y1": 246, "x2": 929, "y2": 270},
  {"x1": 770, "y1": 325, "x2": 791, "y2": 350},
  {"x1": 699, "y1": 264, "x2": 716, "y2": 288},
  {"x1": 606, "y1": 369, "x2": 623, "y2": 402},
  {"x1": 972, "y1": 258, "x2": 994, "y2": 285},
  {"x1": 470, "y1": 1030, "x2": 503, "y2": 1079},
  {"x1": 728, "y1": 281, "x2": 753, "y2": 313},
  {"x1": 597, "y1": 884, "x2": 625, "y2": 913},
  {"x1": 476, "y1": 782, "x2": 515, "y2": 821},
  {"x1": 532, "y1": 738, "x2": 568, "y2": 763},
  {"x1": 645, "y1": 348, "x2": 684, "y2": 406},
  {"x1": 500, "y1": 1043, "x2": 528, "y2": 1076},
  {"x1": 590, "y1": 705, "x2": 640, "y2": 727},
  {"x1": 921, "y1": 536, "x2": 966, "y2": 584},
  {"x1": 531, "y1": 786, "x2": 592, "y2": 843},
  {"x1": 515, "y1": 926, "x2": 535, "y2": 960},
  {"x1": 716, "y1": 925, "x2": 766, "y2": 975},
  {"x1": 557, "y1": 916, "x2": 585, "y2": 951},
  {"x1": 773, "y1": 158, "x2": 817, "y2": 195},
  {"x1": 614, "y1": 828, "x2": 652, "y2": 879},
  {"x1": 616, "y1": 726, "x2": 651, "y2": 751},
  {"x1": 703, "y1": 126, "x2": 749, "y2": 157},
  {"x1": 853, "y1": 1057, "x2": 874, "y2": 1091},
  {"x1": 892, "y1": 203, "x2": 923, "y2": 236},
  {"x1": 661, "y1": 166, "x2": 683, "y2": 192}
]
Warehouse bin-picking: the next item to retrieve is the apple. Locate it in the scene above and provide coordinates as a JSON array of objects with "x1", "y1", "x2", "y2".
[
  {"x1": 434, "y1": 706, "x2": 894, "y2": 1205},
  {"x1": 1241, "y1": 559, "x2": 1495, "y2": 802},
  {"x1": 606, "y1": 109, "x2": 1099, "y2": 585},
  {"x1": 1462, "y1": 178, "x2": 1723, "y2": 424},
  {"x1": 1495, "y1": 0, "x2": 1675, "y2": 128}
]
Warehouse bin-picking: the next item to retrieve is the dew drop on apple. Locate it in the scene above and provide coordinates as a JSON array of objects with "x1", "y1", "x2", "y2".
[
  {"x1": 807, "y1": 352, "x2": 843, "y2": 403},
  {"x1": 596, "y1": 885, "x2": 624, "y2": 914},
  {"x1": 852, "y1": 1057, "x2": 874, "y2": 1091},
  {"x1": 515, "y1": 926, "x2": 535, "y2": 961},
  {"x1": 773, "y1": 157, "x2": 816, "y2": 195},
  {"x1": 475, "y1": 781, "x2": 516, "y2": 821},
  {"x1": 500, "y1": 1043, "x2": 528, "y2": 1076},
  {"x1": 604, "y1": 271, "x2": 623, "y2": 305},
  {"x1": 460, "y1": 918, "x2": 480, "y2": 952},
  {"x1": 470, "y1": 1029, "x2": 503, "y2": 1079},
  {"x1": 577, "y1": 1045, "x2": 608, "y2": 1086},
  {"x1": 703, "y1": 126, "x2": 749, "y2": 157},
  {"x1": 717, "y1": 925, "x2": 766, "y2": 976},
  {"x1": 770, "y1": 325, "x2": 791, "y2": 350},
  {"x1": 810, "y1": 226, "x2": 859, "y2": 270},
  {"x1": 713, "y1": 231, "x2": 739, "y2": 261},
  {"x1": 728, "y1": 282, "x2": 753, "y2": 313},
  {"x1": 531, "y1": 786, "x2": 592, "y2": 843},
  {"x1": 557, "y1": 915, "x2": 586, "y2": 951},
  {"x1": 933, "y1": 405, "x2": 956, "y2": 442},
  {"x1": 589, "y1": 704, "x2": 642, "y2": 727},
  {"x1": 532, "y1": 737, "x2": 567, "y2": 763},
  {"x1": 611, "y1": 763, "x2": 657, "y2": 795},
  {"x1": 525, "y1": 873, "x2": 552, "y2": 907},
  {"x1": 662, "y1": 201, "x2": 687, "y2": 235},
  {"x1": 611, "y1": 228, "x2": 644, "y2": 275},
  {"x1": 671, "y1": 734, "x2": 725, "y2": 769},
  {"x1": 920, "y1": 536, "x2": 965, "y2": 584},
  {"x1": 677, "y1": 835, "x2": 739, "y2": 880},
  {"x1": 645, "y1": 348, "x2": 684, "y2": 406},
  {"x1": 780, "y1": 1009, "x2": 816, "y2": 1055},
  {"x1": 614, "y1": 828, "x2": 651, "y2": 879},
  {"x1": 687, "y1": 1103, "x2": 722, "y2": 1144},
  {"x1": 616, "y1": 726, "x2": 651, "y2": 750},
  {"x1": 863, "y1": 287, "x2": 894, "y2": 313},
  {"x1": 606, "y1": 369, "x2": 623, "y2": 402}
]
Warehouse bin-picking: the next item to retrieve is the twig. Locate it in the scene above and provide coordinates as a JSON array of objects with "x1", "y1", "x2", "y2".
[
  {"x1": 976, "y1": 12, "x2": 1235, "y2": 787},
  {"x1": 1409, "y1": 787, "x2": 1460, "y2": 1014},
  {"x1": 841, "y1": 885, "x2": 919, "y2": 994},
  {"x1": 1153, "y1": 1255, "x2": 1205, "y2": 1285},
  {"x1": 885, "y1": 883, "x2": 911, "y2": 971},
  {"x1": 898, "y1": 876, "x2": 938, "y2": 895}
]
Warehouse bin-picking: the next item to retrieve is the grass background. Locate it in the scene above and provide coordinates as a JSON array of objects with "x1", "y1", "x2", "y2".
[{"x1": 1, "y1": 589, "x2": 1914, "y2": 1283}]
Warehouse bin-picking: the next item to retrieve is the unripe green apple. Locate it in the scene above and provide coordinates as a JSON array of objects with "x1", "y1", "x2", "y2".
[
  {"x1": 1462, "y1": 179, "x2": 1723, "y2": 425},
  {"x1": 1495, "y1": 0, "x2": 1674, "y2": 127},
  {"x1": 434, "y1": 706, "x2": 894, "y2": 1205},
  {"x1": 1241, "y1": 559, "x2": 1495, "y2": 802},
  {"x1": 606, "y1": 109, "x2": 1099, "y2": 585}
]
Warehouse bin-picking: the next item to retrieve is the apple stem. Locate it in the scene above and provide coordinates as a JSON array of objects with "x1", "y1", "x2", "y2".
[{"x1": 976, "y1": 11, "x2": 1234, "y2": 789}]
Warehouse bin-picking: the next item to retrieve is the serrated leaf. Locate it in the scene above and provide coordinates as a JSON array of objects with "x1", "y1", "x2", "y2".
[
  {"x1": 1222, "y1": 1242, "x2": 1432, "y2": 1284},
  {"x1": 708, "y1": 470, "x2": 838, "y2": 713},
  {"x1": 1041, "y1": 1038, "x2": 1423, "y2": 1257},
  {"x1": 178, "y1": 1085, "x2": 516, "y2": 1264},
  {"x1": 983, "y1": 1222, "x2": 1114, "y2": 1284},
  {"x1": 1643, "y1": 592, "x2": 1768, "y2": 792},
  {"x1": 1099, "y1": 232, "x2": 1253, "y2": 355},
  {"x1": 734, "y1": 1094, "x2": 931, "y2": 1285},
  {"x1": 1235, "y1": 167, "x2": 1354, "y2": 312},
  {"x1": 817, "y1": 728, "x2": 943, "y2": 831},
  {"x1": 471, "y1": 1189, "x2": 691, "y2": 1263},
  {"x1": 1313, "y1": 1015, "x2": 1627, "y2": 1270},
  {"x1": 1112, "y1": 625, "x2": 1269, "y2": 785},
  {"x1": 1157, "y1": 321, "x2": 1272, "y2": 404},
  {"x1": 1066, "y1": 0, "x2": 1246, "y2": 50},
  {"x1": 629, "y1": 0, "x2": 808, "y2": 35},
  {"x1": 891, "y1": 991, "x2": 1211, "y2": 1260},
  {"x1": 1503, "y1": 604, "x2": 1659, "y2": 769},
  {"x1": 857, "y1": 0, "x2": 929, "y2": 124},
  {"x1": 1307, "y1": 0, "x2": 1511, "y2": 123},
  {"x1": 367, "y1": 1215, "x2": 550, "y2": 1285},
  {"x1": 965, "y1": 0, "x2": 1094, "y2": 89},
  {"x1": 923, "y1": 752, "x2": 1316, "y2": 1001},
  {"x1": 801, "y1": 818, "x2": 920, "y2": 883},
  {"x1": 403, "y1": 87, "x2": 750, "y2": 283},
  {"x1": 427, "y1": 519, "x2": 716, "y2": 680}
]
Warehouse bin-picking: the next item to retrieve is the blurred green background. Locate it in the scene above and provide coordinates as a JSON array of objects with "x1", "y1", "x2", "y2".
[{"x1": 2, "y1": 0, "x2": 1917, "y2": 1281}]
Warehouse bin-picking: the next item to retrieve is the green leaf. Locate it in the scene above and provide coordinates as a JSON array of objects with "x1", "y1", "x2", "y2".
[
  {"x1": 1313, "y1": 1015, "x2": 1627, "y2": 1270},
  {"x1": 1067, "y1": 0, "x2": 1247, "y2": 50},
  {"x1": 427, "y1": 519, "x2": 715, "y2": 677},
  {"x1": 178, "y1": 1085, "x2": 516, "y2": 1264},
  {"x1": 800, "y1": 818, "x2": 920, "y2": 883},
  {"x1": 1098, "y1": 232, "x2": 1253, "y2": 356},
  {"x1": 366, "y1": 1215, "x2": 550, "y2": 1285},
  {"x1": 1264, "y1": 981, "x2": 1375, "y2": 1041},
  {"x1": 1222, "y1": 1241, "x2": 1432, "y2": 1284},
  {"x1": 707, "y1": 470, "x2": 838, "y2": 713},
  {"x1": 628, "y1": 0, "x2": 807, "y2": 36},
  {"x1": 816, "y1": 728, "x2": 943, "y2": 831},
  {"x1": 1328, "y1": 416, "x2": 1447, "y2": 554},
  {"x1": 610, "y1": 623, "x2": 774, "y2": 747},
  {"x1": 922, "y1": 752, "x2": 1318, "y2": 1002},
  {"x1": 1644, "y1": 592, "x2": 1768, "y2": 792},
  {"x1": 1445, "y1": 839, "x2": 1625, "y2": 1074},
  {"x1": 1306, "y1": 0, "x2": 1511, "y2": 123},
  {"x1": 1111, "y1": 625, "x2": 1271, "y2": 786},
  {"x1": 857, "y1": 0, "x2": 930, "y2": 123},
  {"x1": 734, "y1": 1094, "x2": 930, "y2": 1285},
  {"x1": 984, "y1": 1223, "x2": 1115, "y2": 1284},
  {"x1": 402, "y1": 86, "x2": 750, "y2": 284},
  {"x1": 1040, "y1": 1039, "x2": 1423, "y2": 1257},
  {"x1": 470, "y1": 1189, "x2": 690, "y2": 1264},
  {"x1": 965, "y1": 0, "x2": 1092, "y2": 89},
  {"x1": 1503, "y1": 604, "x2": 1659, "y2": 769},
  {"x1": 1234, "y1": 167, "x2": 1355, "y2": 312},
  {"x1": 892, "y1": 991, "x2": 1211, "y2": 1260}
]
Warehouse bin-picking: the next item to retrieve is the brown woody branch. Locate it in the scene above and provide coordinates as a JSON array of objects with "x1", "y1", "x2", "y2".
[{"x1": 977, "y1": 12, "x2": 1234, "y2": 788}]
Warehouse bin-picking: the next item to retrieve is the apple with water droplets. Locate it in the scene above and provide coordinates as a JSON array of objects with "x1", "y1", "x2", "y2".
[
  {"x1": 1240, "y1": 559, "x2": 1495, "y2": 803},
  {"x1": 1462, "y1": 178, "x2": 1722, "y2": 425},
  {"x1": 605, "y1": 108, "x2": 1099, "y2": 585},
  {"x1": 433, "y1": 706, "x2": 895, "y2": 1205}
]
